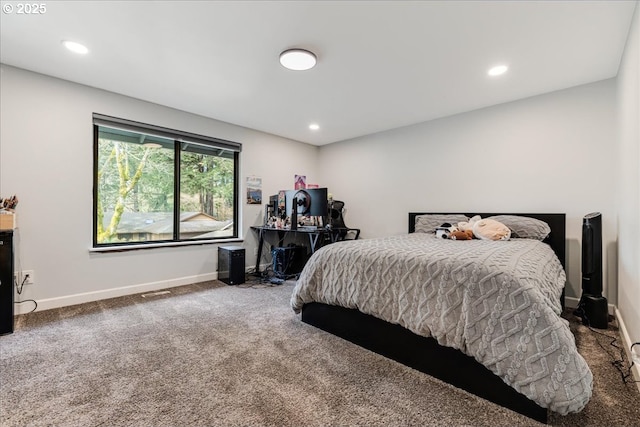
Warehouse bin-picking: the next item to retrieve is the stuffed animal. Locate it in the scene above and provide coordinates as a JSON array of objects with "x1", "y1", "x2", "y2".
[
  {"x1": 450, "y1": 229, "x2": 474, "y2": 240},
  {"x1": 435, "y1": 223, "x2": 453, "y2": 239},
  {"x1": 472, "y1": 218, "x2": 511, "y2": 241},
  {"x1": 457, "y1": 215, "x2": 481, "y2": 233}
]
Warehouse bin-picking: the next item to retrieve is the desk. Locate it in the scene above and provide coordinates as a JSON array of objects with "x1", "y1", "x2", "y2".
[{"x1": 250, "y1": 226, "x2": 345, "y2": 274}]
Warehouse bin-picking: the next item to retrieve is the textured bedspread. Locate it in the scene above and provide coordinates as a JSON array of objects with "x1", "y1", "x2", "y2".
[{"x1": 291, "y1": 234, "x2": 593, "y2": 414}]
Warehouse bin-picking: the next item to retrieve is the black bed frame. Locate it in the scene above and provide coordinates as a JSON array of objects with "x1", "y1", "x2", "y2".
[{"x1": 301, "y1": 212, "x2": 566, "y2": 424}]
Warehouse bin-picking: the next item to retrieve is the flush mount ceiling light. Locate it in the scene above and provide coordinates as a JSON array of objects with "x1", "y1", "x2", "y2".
[
  {"x1": 279, "y1": 49, "x2": 317, "y2": 71},
  {"x1": 488, "y1": 64, "x2": 508, "y2": 76},
  {"x1": 309, "y1": 123, "x2": 320, "y2": 131},
  {"x1": 62, "y1": 40, "x2": 89, "y2": 55}
]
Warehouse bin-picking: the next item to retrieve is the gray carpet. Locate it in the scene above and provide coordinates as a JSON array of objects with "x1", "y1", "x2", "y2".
[{"x1": 1, "y1": 280, "x2": 638, "y2": 427}]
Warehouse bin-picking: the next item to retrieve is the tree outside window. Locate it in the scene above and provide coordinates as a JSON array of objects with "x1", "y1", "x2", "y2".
[{"x1": 93, "y1": 116, "x2": 239, "y2": 247}]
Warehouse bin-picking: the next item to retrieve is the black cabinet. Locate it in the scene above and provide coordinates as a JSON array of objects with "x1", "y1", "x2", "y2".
[{"x1": 0, "y1": 231, "x2": 14, "y2": 335}]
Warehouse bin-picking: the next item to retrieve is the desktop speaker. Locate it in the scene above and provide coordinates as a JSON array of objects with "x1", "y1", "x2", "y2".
[{"x1": 218, "y1": 246, "x2": 245, "y2": 285}]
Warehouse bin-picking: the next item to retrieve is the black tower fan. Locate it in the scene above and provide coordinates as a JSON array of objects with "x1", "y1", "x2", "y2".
[{"x1": 575, "y1": 212, "x2": 608, "y2": 329}]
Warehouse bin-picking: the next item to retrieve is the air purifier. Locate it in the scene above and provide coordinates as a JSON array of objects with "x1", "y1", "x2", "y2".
[{"x1": 575, "y1": 212, "x2": 608, "y2": 329}]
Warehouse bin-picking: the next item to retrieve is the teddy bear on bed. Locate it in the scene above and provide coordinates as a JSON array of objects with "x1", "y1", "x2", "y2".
[
  {"x1": 436, "y1": 216, "x2": 510, "y2": 241},
  {"x1": 450, "y1": 228, "x2": 474, "y2": 240},
  {"x1": 436, "y1": 223, "x2": 474, "y2": 240},
  {"x1": 449, "y1": 215, "x2": 511, "y2": 240},
  {"x1": 457, "y1": 215, "x2": 511, "y2": 241},
  {"x1": 449, "y1": 215, "x2": 479, "y2": 240}
]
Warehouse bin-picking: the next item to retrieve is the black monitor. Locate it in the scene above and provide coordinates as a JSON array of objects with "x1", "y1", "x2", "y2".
[
  {"x1": 267, "y1": 194, "x2": 278, "y2": 217},
  {"x1": 285, "y1": 188, "x2": 328, "y2": 219}
]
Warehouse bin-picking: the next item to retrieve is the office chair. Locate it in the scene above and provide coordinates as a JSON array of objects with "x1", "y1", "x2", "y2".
[{"x1": 329, "y1": 200, "x2": 360, "y2": 241}]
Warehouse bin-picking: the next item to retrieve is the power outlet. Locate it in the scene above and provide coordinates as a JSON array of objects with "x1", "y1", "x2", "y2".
[{"x1": 20, "y1": 270, "x2": 35, "y2": 285}]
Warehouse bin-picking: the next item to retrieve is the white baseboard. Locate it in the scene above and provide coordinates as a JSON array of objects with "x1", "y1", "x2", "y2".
[
  {"x1": 564, "y1": 296, "x2": 579, "y2": 308},
  {"x1": 563, "y1": 297, "x2": 639, "y2": 392},
  {"x1": 14, "y1": 272, "x2": 218, "y2": 315},
  {"x1": 564, "y1": 295, "x2": 616, "y2": 315},
  {"x1": 16, "y1": 261, "x2": 277, "y2": 315},
  {"x1": 615, "y1": 308, "x2": 640, "y2": 394},
  {"x1": 564, "y1": 298, "x2": 639, "y2": 393}
]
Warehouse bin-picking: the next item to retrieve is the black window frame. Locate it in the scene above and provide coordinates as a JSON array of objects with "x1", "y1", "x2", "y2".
[{"x1": 92, "y1": 113, "x2": 241, "y2": 249}]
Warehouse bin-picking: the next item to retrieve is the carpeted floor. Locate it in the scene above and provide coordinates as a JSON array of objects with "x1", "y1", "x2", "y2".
[{"x1": 1, "y1": 280, "x2": 638, "y2": 427}]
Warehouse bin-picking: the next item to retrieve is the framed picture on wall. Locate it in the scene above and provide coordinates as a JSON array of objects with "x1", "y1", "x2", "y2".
[
  {"x1": 294, "y1": 174, "x2": 306, "y2": 189},
  {"x1": 246, "y1": 176, "x2": 262, "y2": 204}
]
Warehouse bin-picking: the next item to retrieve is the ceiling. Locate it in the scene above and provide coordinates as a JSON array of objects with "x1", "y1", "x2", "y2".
[{"x1": 0, "y1": 1, "x2": 635, "y2": 146}]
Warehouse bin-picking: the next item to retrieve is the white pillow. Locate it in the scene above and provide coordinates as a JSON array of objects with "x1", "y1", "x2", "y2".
[
  {"x1": 487, "y1": 215, "x2": 550, "y2": 240},
  {"x1": 414, "y1": 214, "x2": 470, "y2": 234}
]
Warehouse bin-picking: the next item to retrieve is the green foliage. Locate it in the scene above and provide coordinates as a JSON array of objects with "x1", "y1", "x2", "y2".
[
  {"x1": 180, "y1": 151, "x2": 234, "y2": 219},
  {"x1": 96, "y1": 138, "x2": 235, "y2": 244}
]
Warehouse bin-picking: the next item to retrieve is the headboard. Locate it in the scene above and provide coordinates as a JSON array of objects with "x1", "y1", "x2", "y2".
[{"x1": 408, "y1": 212, "x2": 566, "y2": 269}]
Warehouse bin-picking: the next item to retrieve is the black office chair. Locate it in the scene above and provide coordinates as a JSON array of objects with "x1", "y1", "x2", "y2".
[{"x1": 329, "y1": 200, "x2": 360, "y2": 241}]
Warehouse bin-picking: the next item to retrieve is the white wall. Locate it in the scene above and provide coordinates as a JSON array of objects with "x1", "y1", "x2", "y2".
[
  {"x1": 0, "y1": 65, "x2": 319, "y2": 311},
  {"x1": 1, "y1": 29, "x2": 635, "y2": 331},
  {"x1": 318, "y1": 79, "x2": 618, "y2": 302},
  {"x1": 616, "y1": 2, "x2": 640, "y2": 345}
]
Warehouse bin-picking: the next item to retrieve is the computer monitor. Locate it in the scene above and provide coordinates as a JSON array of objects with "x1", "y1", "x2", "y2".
[
  {"x1": 285, "y1": 188, "x2": 328, "y2": 219},
  {"x1": 266, "y1": 194, "x2": 278, "y2": 217}
]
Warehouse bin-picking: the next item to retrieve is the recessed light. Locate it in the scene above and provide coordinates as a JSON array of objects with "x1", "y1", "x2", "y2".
[
  {"x1": 62, "y1": 40, "x2": 89, "y2": 55},
  {"x1": 280, "y1": 49, "x2": 317, "y2": 71},
  {"x1": 488, "y1": 65, "x2": 508, "y2": 76},
  {"x1": 309, "y1": 123, "x2": 320, "y2": 131}
]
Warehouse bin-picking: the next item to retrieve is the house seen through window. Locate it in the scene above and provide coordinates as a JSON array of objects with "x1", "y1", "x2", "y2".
[{"x1": 93, "y1": 114, "x2": 240, "y2": 248}]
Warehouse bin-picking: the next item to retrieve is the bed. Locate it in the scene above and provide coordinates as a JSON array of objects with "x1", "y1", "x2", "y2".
[{"x1": 290, "y1": 212, "x2": 592, "y2": 423}]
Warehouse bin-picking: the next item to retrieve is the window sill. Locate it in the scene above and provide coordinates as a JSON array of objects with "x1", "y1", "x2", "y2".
[{"x1": 89, "y1": 238, "x2": 244, "y2": 253}]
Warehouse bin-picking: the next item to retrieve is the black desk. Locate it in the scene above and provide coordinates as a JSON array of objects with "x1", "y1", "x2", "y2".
[{"x1": 250, "y1": 226, "x2": 345, "y2": 274}]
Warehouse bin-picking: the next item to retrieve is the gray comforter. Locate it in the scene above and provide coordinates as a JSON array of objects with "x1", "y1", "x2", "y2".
[{"x1": 291, "y1": 233, "x2": 593, "y2": 415}]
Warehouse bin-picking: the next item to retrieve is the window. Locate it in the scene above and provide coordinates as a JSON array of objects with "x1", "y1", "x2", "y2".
[{"x1": 93, "y1": 114, "x2": 240, "y2": 248}]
